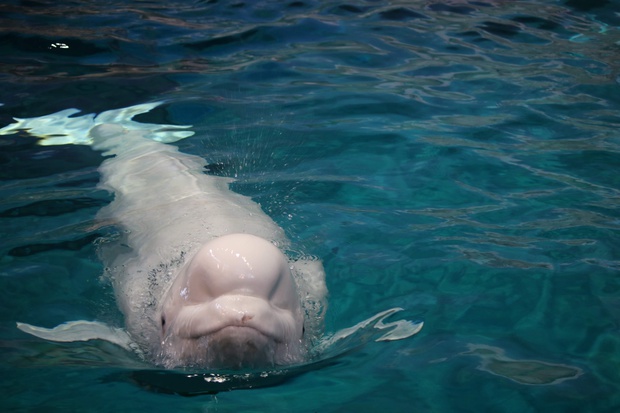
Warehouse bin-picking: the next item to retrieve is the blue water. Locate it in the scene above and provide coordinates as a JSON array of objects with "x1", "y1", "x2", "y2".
[{"x1": 2, "y1": 0, "x2": 620, "y2": 411}]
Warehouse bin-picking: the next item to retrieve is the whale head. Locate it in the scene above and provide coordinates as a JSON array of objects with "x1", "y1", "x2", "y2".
[{"x1": 158, "y1": 233, "x2": 304, "y2": 369}]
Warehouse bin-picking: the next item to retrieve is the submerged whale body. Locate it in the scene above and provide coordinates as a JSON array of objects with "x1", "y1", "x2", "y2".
[
  {"x1": 11, "y1": 104, "x2": 422, "y2": 371},
  {"x1": 93, "y1": 123, "x2": 324, "y2": 369}
]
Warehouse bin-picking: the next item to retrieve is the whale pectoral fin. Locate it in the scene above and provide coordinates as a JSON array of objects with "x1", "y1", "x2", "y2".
[
  {"x1": 373, "y1": 308, "x2": 424, "y2": 341},
  {"x1": 16, "y1": 320, "x2": 136, "y2": 353}
]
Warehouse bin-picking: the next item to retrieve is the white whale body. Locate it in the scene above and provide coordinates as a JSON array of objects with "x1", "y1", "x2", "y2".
[{"x1": 9, "y1": 103, "x2": 423, "y2": 370}]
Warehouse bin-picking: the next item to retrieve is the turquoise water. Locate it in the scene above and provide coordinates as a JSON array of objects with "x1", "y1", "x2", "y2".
[{"x1": 2, "y1": 0, "x2": 620, "y2": 411}]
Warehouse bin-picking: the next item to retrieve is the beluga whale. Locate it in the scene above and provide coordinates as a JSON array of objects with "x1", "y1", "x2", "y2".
[{"x1": 5, "y1": 102, "x2": 423, "y2": 371}]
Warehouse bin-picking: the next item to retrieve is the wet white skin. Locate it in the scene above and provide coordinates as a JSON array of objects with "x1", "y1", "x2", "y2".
[{"x1": 158, "y1": 234, "x2": 304, "y2": 369}]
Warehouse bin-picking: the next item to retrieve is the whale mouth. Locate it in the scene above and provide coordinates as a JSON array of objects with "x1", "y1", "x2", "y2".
[
  {"x1": 202, "y1": 326, "x2": 278, "y2": 369},
  {"x1": 160, "y1": 296, "x2": 303, "y2": 369},
  {"x1": 208, "y1": 322, "x2": 282, "y2": 344},
  {"x1": 172, "y1": 295, "x2": 299, "y2": 344},
  {"x1": 159, "y1": 325, "x2": 280, "y2": 369}
]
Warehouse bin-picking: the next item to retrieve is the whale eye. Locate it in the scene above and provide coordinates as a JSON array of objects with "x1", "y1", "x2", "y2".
[
  {"x1": 161, "y1": 316, "x2": 166, "y2": 332},
  {"x1": 302, "y1": 325, "x2": 305, "y2": 337}
]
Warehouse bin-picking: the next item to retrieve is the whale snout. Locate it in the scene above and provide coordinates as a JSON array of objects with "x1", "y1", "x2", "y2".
[{"x1": 159, "y1": 234, "x2": 305, "y2": 369}]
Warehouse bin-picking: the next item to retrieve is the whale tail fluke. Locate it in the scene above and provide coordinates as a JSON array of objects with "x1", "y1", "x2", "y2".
[{"x1": 0, "y1": 101, "x2": 194, "y2": 146}]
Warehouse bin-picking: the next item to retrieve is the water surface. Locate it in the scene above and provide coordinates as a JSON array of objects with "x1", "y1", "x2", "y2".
[{"x1": 1, "y1": 0, "x2": 620, "y2": 411}]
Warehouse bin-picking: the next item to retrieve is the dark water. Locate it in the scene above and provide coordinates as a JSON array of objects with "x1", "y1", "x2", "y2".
[{"x1": 1, "y1": 0, "x2": 620, "y2": 411}]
